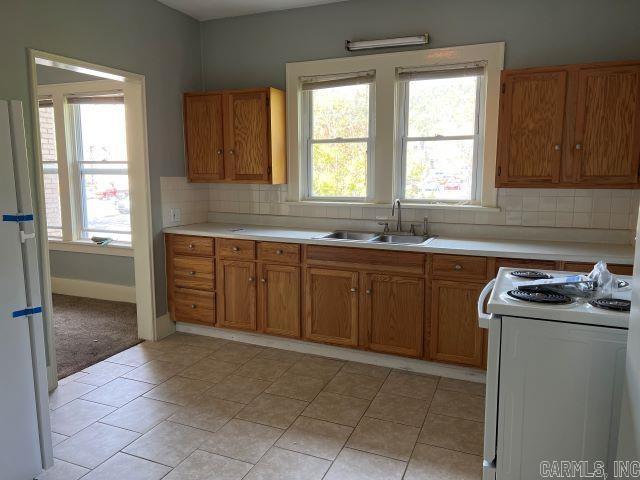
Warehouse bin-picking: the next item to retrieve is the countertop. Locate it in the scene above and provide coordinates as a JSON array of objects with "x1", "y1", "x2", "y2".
[{"x1": 163, "y1": 222, "x2": 634, "y2": 265}]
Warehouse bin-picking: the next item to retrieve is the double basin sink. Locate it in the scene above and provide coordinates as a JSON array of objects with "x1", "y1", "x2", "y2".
[{"x1": 319, "y1": 230, "x2": 434, "y2": 245}]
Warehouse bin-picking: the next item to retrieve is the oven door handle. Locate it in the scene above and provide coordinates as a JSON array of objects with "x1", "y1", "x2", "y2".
[{"x1": 478, "y1": 278, "x2": 496, "y2": 328}]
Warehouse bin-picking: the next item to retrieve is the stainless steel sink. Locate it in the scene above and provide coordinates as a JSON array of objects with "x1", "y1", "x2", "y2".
[
  {"x1": 320, "y1": 231, "x2": 379, "y2": 241},
  {"x1": 369, "y1": 234, "x2": 430, "y2": 245}
]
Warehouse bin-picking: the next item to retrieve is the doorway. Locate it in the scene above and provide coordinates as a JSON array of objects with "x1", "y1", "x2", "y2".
[{"x1": 28, "y1": 51, "x2": 156, "y2": 391}]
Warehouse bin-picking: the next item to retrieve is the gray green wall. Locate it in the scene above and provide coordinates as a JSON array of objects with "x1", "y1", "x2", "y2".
[
  {"x1": 49, "y1": 251, "x2": 135, "y2": 286},
  {"x1": 201, "y1": 0, "x2": 640, "y2": 90},
  {"x1": 1, "y1": 0, "x2": 202, "y2": 313}
]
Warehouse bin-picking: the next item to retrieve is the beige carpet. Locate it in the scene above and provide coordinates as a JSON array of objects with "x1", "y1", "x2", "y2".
[{"x1": 53, "y1": 294, "x2": 140, "y2": 380}]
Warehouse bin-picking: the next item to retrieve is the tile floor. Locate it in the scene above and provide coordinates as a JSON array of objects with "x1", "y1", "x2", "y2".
[{"x1": 39, "y1": 332, "x2": 485, "y2": 480}]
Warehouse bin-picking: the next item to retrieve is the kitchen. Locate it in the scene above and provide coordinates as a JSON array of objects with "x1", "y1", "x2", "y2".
[{"x1": 2, "y1": 0, "x2": 640, "y2": 479}]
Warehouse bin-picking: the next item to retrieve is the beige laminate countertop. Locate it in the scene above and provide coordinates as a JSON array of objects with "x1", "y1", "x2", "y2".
[{"x1": 163, "y1": 222, "x2": 634, "y2": 265}]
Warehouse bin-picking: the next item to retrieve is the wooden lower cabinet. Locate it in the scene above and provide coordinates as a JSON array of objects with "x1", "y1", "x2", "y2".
[
  {"x1": 259, "y1": 263, "x2": 300, "y2": 337},
  {"x1": 173, "y1": 288, "x2": 215, "y2": 326},
  {"x1": 430, "y1": 280, "x2": 485, "y2": 367},
  {"x1": 217, "y1": 260, "x2": 257, "y2": 330},
  {"x1": 304, "y1": 268, "x2": 359, "y2": 347},
  {"x1": 362, "y1": 274, "x2": 424, "y2": 358}
]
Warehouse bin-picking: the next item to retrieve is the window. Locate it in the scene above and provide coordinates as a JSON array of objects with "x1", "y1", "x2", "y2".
[
  {"x1": 398, "y1": 67, "x2": 484, "y2": 202},
  {"x1": 38, "y1": 99, "x2": 63, "y2": 238},
  {"x1": 301, "y1": 72, "x2": 374, "y2": 200}
]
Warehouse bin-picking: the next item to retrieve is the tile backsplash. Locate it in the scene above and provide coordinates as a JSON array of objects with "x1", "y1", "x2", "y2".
[{"x1": 161, "y1": 176, "x2": 639, "y2": 236}]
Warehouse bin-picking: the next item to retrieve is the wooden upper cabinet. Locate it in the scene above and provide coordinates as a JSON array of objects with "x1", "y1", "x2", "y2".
[
  {"x1": 496, "y1": 60, "x2": 640, "y2": 188},
  {"x1": 497, "y1": 70, "x2": 567, "y2": 185},
  {"x1": 184, "y1": 88, "x2": 286, "y2": 184},
  {"x1": 573, "y1": 65, "x2": 640, "y2": 185}
]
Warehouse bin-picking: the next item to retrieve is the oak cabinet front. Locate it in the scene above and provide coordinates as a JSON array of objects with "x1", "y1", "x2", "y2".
[
  {"x1": 304, "y1": 268, "x2": 359, "y2": 347},
  {"x1": 217, "y1": 260, "x2": 257, "y2": 331},
  {"x1": 259, "y1": 263, "x2": 301, "y2": 338},
  {"x1": 184, "y1": 93, "x2": 225, "y2": 181},
  {"x1": 362, "y1": 274, "x2": 424, "y2": 358}
]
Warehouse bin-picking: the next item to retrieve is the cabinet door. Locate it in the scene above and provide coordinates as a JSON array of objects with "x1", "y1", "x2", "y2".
[
  {"x1": 218, "y1": 260, "x2": 256, "y2": 330},
  {"x1": 224, "y1": 91, "x2": 270, "y2": 182},
  {"x1": 362, "y1": 274, "x2": 424, "y2": 358},
  {"x1": 184, "y1": 94, "x2": 225, "y2": 181},
  {"x1": 305, "y1": 268, "x2": 358, "y2": 346},
  {"x1": 430, "y1": 280, "x2": 484, "y2": 367},
  {"x1": 259, "y1": 264, "x2": 300, "y2": 338},
  {"x1": 573, "y1": 65, "x2": 640, "y2": 185},
  {"x1": 496, "y1": 71, "x2": 567, "y2": 186}
]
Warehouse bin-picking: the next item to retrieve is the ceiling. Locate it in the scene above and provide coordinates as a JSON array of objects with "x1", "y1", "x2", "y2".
[{"x1": 157, "y1": 0, "x2": 348, "y2": 20}]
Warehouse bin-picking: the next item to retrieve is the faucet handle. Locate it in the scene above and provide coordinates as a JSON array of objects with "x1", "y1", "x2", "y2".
[
  {"x1": 377, "y1": 221, "x2": 390, "y2": 233},
  {"x1": 409, "y1": 223, "x2": 420, "y2": 235}
]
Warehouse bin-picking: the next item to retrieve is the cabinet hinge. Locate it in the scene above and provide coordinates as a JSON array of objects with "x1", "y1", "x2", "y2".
[{"x1": 501, "y1": 83, "x2": 506, "y2": 94}]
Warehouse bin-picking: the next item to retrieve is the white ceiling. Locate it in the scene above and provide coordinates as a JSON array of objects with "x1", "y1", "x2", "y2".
[{"x1": 157, "y1": 0, "x2": 348, "y2": 20}]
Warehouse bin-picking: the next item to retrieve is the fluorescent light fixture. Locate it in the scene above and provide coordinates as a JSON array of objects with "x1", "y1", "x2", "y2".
[{"x1": 345, "y1": 33, "x2": 429, "y2": 52}]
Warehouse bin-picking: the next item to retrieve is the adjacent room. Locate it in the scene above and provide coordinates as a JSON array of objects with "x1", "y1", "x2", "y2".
[{"x1": 1, "y1": 1, "x2": 640, "y2": 480}]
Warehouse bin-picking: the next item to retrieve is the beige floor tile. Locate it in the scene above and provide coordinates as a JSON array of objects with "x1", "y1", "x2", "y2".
[
  {"x1": 302, "y1": 392, "x2": 370, "y2": 427},
  {"x1": 139, "y1": 340, "x2": 183, "y2": 354},
  {"x1": 155, "y1": 344, "x2": 211, "y2": 366},
  {"x1": 255, "y1": 347, "x2": 305, "y2": 364},
  {"x1": 122, "y1": 359, "x2": 186, "y2": 384},
  {"x1": 243, "y1": 447, "x2": 331, "y2": 480},
  {"x1": 81, "y1": 377, "x2": 154, "y2": 407},
  {"x1": 106, "y1": 344, "x2": 162, "y2": 367},
  {"x1": 143, "y1": 376, "x2": 213, "y2": 406},
  {"x1": 346, "y1": 416, "x2": 419, "y2": 461},
  {"x1": 123, "y1": 421, "x2": 212, "y2": 467},
  {"x1": 236, "y1": 393, "x2": 307, "y2": 429},
  {"x1": 404, "y1": 444, "x2": 482, "y2": 480},
  {"x1": 50, "y1": 432, "x2": 68, "y2": 446},
  {"x1": 200, "y1": 419, "x2": 283, "y2": 463},
  {"x1": 208, "y1": 342, "x2": 263, "y2": 364},
  {"x1": 418, "y1": 413, "x2": 484, "y2": 455},
  {"x1": 205, "y1": 375, "x2": 271, "y2": 404},
  {"x1": 429, "y1": 390, "x2": 485, "y2": 422},
  {"x1": 36, "y1": 459, "x2": 89, "y2": 480},
  {"x1": 380, "y1": 371, "x2": 438, "y2": 400},
  {"x1": 49, "y1": 399, "x2": 116, "y2": 436},
  {"x1": 286, "y1": 356, "x2": 344, "y2": 380},
  {"x1": 341, "y1": 361, "x2": 391, "y2": 380},
  {"x1": 365, "y1": 392, "x2": 429, "y2": 427},
  {"x1": 169, "y1": 396, "x2": 243, "y2": 432},
  {"x1": 100, "y1": 397, "x2": 179, "y2": 433},
  {"x1": 80, "y1": 452, "x2": 171, "y2": 480},
  {"x1": 74, "y1": 372, "x2": 123, "y2": 387},
  {"x1": 179, "y1": 357, "x2": 240, "y2": 382},
  {"x1": 266, "y1": 373, "x2": 326, "y2": 402},
  {"x1": 234, "y1": 357, "x2": 291, "y2": 381},
  {"x1": 323, "y1": 448, "x2": 406, "y2": 480},
  {"x1": 53, "y1": 422, "x2": 139, "y2": 468},
  {"x1": 323, "y1": 371, "x2": 384, "y2": 400},
  {"x1": 276, "y1": 416, "x2": 352, "y2": 460},
  {"x1": 48, "y1": 381, "x2": 97, "y2": 410},
  {"x1": 161, "y1": 333, "x2": 228, "y2": 350},
  {"x1": 58, "y1": 372, "x2": 88, "y2": 385},
  {"x1": 164, "y1": 450, "x2": 252, "y2": 480},
  {"x1": 82, "y1": 360, "x2": 135, "y2": 378},
  {"x1": 438, "y1": 378, "x2": 486, "y2": 397}
]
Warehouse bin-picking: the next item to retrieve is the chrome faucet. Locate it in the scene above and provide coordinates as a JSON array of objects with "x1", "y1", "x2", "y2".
[{"x1": 391, "y1": 199, "x2": 402, "y2": 232}]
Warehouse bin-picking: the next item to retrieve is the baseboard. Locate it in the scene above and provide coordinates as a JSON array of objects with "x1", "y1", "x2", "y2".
[
  {"x1": 51, "y1": 277, "x2": 136, "y2": 303},
  {"x1": 176, "y1": 322, "x2": 486, "y2": 384}
]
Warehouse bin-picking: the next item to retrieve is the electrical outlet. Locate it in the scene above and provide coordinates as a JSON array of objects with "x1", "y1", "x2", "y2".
[{"x1": 170, "y1": 208, "x2": 181, "y2": 223}]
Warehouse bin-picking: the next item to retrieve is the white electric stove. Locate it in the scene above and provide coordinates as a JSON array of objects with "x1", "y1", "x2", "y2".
[{"x1": 478, "y1": 267, "x2": 631, "y2": 480}]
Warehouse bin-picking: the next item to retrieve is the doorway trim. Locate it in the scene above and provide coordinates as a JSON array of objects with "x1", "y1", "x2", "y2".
[{"x1": 27, "y1": 50, "x2": 157, "y2": 390}]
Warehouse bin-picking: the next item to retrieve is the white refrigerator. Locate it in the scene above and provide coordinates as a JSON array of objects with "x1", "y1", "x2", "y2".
[{"x1": 0, "y1": 100, "x2": 53, "y2": 478}]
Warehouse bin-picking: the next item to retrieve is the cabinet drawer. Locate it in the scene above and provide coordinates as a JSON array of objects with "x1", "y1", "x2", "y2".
[
  {"x1": 563, "y1": 262, "x2": 632, "y2": 276},
  {"x1": 496, "y1": 258, "x2": 558, "y2": 272},
  {"x1": 432, "y1": 254, "x2": 488, "y2": 281},
  {"x1": 173, "y1": 256, "x2": 214, "y2": 291},
  {"x1": 258, "y1": 242, "x2": 300, "y2": 264},
  {"x1": 171, "y1": 235, "x2": 214, "y2": 257},
  {"x1": 217, "y1": 238, "x2": 256, "y2": 260},
  {"x1": 174, "y1": 288, "x2": 215, "y2": 325}
]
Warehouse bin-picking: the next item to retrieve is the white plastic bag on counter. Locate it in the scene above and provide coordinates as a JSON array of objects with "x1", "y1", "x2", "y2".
[{"x1": 588, "y1": 261, "x2": 613, "y2": 298}]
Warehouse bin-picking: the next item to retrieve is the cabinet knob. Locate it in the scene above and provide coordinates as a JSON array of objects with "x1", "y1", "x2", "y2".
[
  {"x1": 276, "y1": 249, "x2": 283, "y2": 255},
  {"x1": 575, "y1": 144, "x2": 582, "y2": 150},
  {"x1": 188, "y1": 243, "x2": 194, "y2": 249},
  {"x1": 350, "y1": 287, "x2": 357, "y2": 293},
  {"x1": 217, "y1": 149, "x2": 223, "y2": 155},
  {"x1": 190, "y1": 304, "x2": 197, "y2": 309},
  {"x1": 229, "y1": 149, "x2": 235, "y2": 155},
  {"x1": 554, "y1": 144, "x2": 561, "y2": 151},
  {"x1": 232, "y1": 246, "x2": 240, "y2": 252},
  {"x1": 189, "y1": 270, "x2": 196, "y2": 276},
  {"x1": 248, "y1": 277, "x2": 254, "y2": 282},
  {"x1": 454, "y1": 264, "x2": 463, "y2": 270},
  {"x1": 366, "y1": 289, "x2": 372, "y2": 295},
  {"x1": 260, "y1": 278, "x2": 266, "y2": 283}
]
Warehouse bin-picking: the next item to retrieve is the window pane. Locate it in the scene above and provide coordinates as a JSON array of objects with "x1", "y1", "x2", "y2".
[
  {"x1": 81, "y1": 173, "x2": 131, "y2": 233},
  {"x1": 76, "y1": 103, "x2": 127, "y2": 162},
  {"x1": 407, "y1": 76, "x2": 478, "y2": 137},
  {"x1": 312, "y1": 84, "x2": 369, "y2": 139},
  {"x1": 311, "y1": 142, "x2": 367, "y2": 198},
  {"x1": 405, "y1": 139, "x2": 474, "y2": 201}
]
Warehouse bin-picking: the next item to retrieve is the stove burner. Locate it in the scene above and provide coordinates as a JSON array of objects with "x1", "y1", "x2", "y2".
[
  {"x1": 510, "y1": 270, "x2": 553, "y2": 280},
  {"x1": 589, "y1": 298, "x2": 631, "y2": 312},
  {"x1": 507, "y1": 288, "x2": 572, "y2": 304}
]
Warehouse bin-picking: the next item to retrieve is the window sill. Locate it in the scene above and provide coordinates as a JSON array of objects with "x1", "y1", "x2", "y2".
[{"x1": 48, "y1": 240, "x2": 134, "y2": 257}]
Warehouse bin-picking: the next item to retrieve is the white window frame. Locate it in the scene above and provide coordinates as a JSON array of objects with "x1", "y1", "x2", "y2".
[
  {"x1": 396, "y1": 67, "x2": 486, "y2": 204},
  {"x1": 286, "y1": 42, "x2": 504, "y2": 208},
  {"x1": 301, "y1": 82, "x2": 376, "y2": 201}
]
